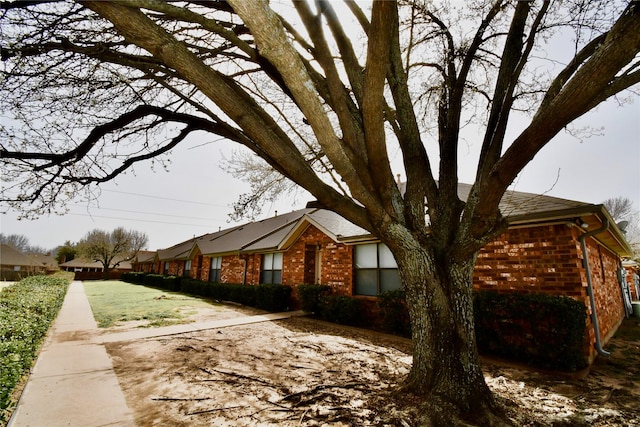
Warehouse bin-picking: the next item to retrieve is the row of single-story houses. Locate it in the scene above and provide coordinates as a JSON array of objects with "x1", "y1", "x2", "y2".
[
  {"x1": 132, "y1": 184, "x2": 637, "y2": 364},
  {"x1": 0, "y1": 244, "x2": 58, "y2": 280},
  {"x1": 0, "y1": 243, "x2": 134, "y2": 281}
]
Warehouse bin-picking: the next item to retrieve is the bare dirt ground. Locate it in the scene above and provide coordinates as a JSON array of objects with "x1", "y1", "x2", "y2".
[{"x1": 104, "y1": 305, "x2": 640, "y2": 426}]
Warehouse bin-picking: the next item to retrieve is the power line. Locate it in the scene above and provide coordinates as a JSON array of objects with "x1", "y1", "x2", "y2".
[
  {"x1": 101, "y1": 189, "x2": 230, "y2": 207},
  {"x1": 70, "y1": 204, "x2": 224, "y2": 223},
  {"x1": 67, "y1": 212, "x2": 216, "y2": 228}
]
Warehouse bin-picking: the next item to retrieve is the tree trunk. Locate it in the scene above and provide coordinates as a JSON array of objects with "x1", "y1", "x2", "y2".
[{"x1": 393, "y1": 244, "x2": 502, "y2": 425}]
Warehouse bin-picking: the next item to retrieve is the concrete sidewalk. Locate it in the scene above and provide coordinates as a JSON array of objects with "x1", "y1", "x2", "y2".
[
  {"x1": 9, "y1": 281, "x2": 305, "y2": 427},
  {"x1": 9, "y1": 281, "x2": 136, "y2": 427}
]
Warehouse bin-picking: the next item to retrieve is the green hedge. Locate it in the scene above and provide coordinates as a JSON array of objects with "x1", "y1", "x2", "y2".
[
  {"x1": 121, "y1": 271, "x2": 147, "y2": 284},
  {"x1": 474, "y1": 291, "x2": 588, "y2": 371},
  {"x1": 319, "y1": 295, "x2": 362, "y2": 326},
  {"x1": 297, "y1": 284, "x2": 363, "y2": 327},
  {"x1": 298, "y1": 285, "x2": 588, "y2": 371},
  {"x1": 180, "y1": 278, "x2": 292, "y2": 312},
  {"x1": 255, "y1": 284, "x2": 292, "y2": 312},
  {"x1": 377, "y1": 289, "x2": 412, "y2": 337},
  {"x1": 144, "y1": 274, "x2": 181, "y2": 291},
  {"x1": 1, "y1": 276, "x2": 69, "y2": 423},
  {"x1": 297, "y1": 284, "x2": 331, "y2": 313}
]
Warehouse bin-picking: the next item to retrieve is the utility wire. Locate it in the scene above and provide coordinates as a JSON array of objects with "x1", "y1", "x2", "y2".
[
  {"x1": 67, "y1": 212, "x2": 216, "y2": 228},
  {"x1": 101, "y1": 189, "x2": 230, "y2": 207},
  {"x1": 70, "y1": 204, "x2": 223, "y2": 222}
]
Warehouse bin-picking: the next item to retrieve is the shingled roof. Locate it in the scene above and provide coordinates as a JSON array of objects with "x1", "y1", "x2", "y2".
[
  {"x1": 0, "y1": 244, "x2": 35, "y2": 267},
  {"x1": 158, "y1": 184, "x2": 632, "y2": 259},
  {"x1": 197, "y1": 209, "x2": 315, "y2": 255}
]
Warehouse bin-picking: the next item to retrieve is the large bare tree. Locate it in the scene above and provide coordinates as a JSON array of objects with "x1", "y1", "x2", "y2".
[
  {"x1": 1, "y1": 0, "x2": 639, "y2": 423},
  {"x1": 76, "y1": 227, "x2": 148, "y2": 275}
]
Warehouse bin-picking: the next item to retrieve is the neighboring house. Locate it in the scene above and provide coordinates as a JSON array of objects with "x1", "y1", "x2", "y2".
[
  {"x1": 60, "y1": 256, "x2": 133, "y2": 281},
  {"x1": 155, "y1": 184, "x2": 633, "y2": 364},
  {"x1": 623, "y1": 260, "x2": 640, "y2": 301},
  {"x1": 0, "y1": 244, "x2": 48, "y2": 279},
  {"x1": 28, "y1": 253, "x2": 59, "y2": 274},
  {"x1": 131, "y1": 250, "x2": 158, "y2": 273}
]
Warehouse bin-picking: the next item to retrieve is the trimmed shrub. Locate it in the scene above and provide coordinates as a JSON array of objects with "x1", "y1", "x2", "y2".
[
  {"x1": 474, "y1": 291, "x2": 588, "y2": 371},
  {"x1": 144, "y1": 274, "x2": 180, "y2": 291},
  {"x1": 297, "y1": 284, "x2": 331, "y2": 313},
  {"x1": 378, "y1": 289, "x2": 411, "y2": 337},
  {"x1": 319, "y1": 295, "x2": 362, "y2": 326},
  {"x1": 1, "y1": 276, "x2": 70, "y2": 423},
  {"x1": 121, "y1": 271, "x2": 147, "y2": 284},
  {"x1": 180, "y1": 278, "x2": 211, "y2": 297},
  {"x1": 179, "y1": 279, "x2": 292, "y2": 313},
  {"x1": 256, "y1": 284, "x2": 292, "y2": 312}
]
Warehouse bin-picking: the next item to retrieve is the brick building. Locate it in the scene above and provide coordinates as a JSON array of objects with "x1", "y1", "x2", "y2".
[{"x1": 139, "y1": 185, "x2": 633, "y2": 364}]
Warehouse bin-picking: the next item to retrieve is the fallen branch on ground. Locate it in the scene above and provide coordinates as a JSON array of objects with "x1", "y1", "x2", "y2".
[
  {"x1": 201, "y1": 367, "x2": 276, "y2": 387},
  {"x1": 152, "y1": 396, "x2": 212, "y2": 401},
  {"x1": 281, "y1": 382, "x2": 366, "y2": 404},
  {"x1": 186, "y1": 405, "x2": 244, "y2": 415}
]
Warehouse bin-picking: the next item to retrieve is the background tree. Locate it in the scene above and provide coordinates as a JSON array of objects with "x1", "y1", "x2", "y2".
[
  {"x1": 0, "y1": 233, "x2": 48, "y2": 254},
  {"x1": 604, "y1": 196, "x2": 636, "y2": 223},
  {"x1": 54, "y1": 240, "x2": 77, "y2": 265},
  {"x1": 1, "y1": 1, "x2": 639, "y2": 423},
  {"x1": 76, "y1": 228, "x2": 148, "y2": 275},
  {"x1": 604, "y1": 197, "x2": 640, "y2": 259},
  {"x1": 0, "y1": 234, "x2": 30, "y2": 253}
]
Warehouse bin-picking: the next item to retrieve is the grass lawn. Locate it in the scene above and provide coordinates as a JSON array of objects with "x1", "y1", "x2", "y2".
[{"x1": 83, "y1": 281, "x2": 222, "y2": 328}]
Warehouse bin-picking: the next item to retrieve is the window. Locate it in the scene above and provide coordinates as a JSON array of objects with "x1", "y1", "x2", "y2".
[
  {"x1": 260, "y1": 252, "x2": 283, "y2": 284},
  {"x1": 184, "y1": 259, "x2": 191, "y2": 277},
  {"x1": 354, "y1": 243, "x2": 401, "y2": 296},
  {"x1": 164, "y1": 261, "x2": 169, "y2": 274},
  {"x1": 209, "y1": 256, "x2": 222, "y2": 282}
]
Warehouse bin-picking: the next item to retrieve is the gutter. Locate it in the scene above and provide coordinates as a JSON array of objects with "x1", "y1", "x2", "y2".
[{"x1": 578, "y1": 218, "x2": 610, "y2": 357}]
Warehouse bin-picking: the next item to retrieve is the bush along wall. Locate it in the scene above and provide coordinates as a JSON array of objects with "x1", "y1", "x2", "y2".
[
  {"x1": 1, "y1": 276, "x2": 70, "y2": 423},
  {"x1": 297, "y1": 284, "x2": 331, "y2": 313},
  {"x1": 180, "y1": 278, "x2": 292, "y2": 312},
  {"x1": 377, "y1": 290, "x2": 412, "y2": 337},
  {"x1": 297, "y1": 284, "x2": 364, "y2": 327},
  {"x1": 298, "y1": 285, "x2": 588, "y2": 371},
  {"x1": 474, "y1": 291, "x2": 588, "y2": 371},
  {"x1": 143, "y1": 274, "x2": 181, "y2": 291},
  {"x1": 121, "y1": 271, "x2": 147, "y2": 284}
]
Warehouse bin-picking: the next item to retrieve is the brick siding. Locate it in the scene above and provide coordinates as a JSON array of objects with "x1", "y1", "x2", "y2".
[
  {"x1": 282, "y1": 225, "x2": 353, "y2": 293},
  {"x1": 473, "y1": 222, "x2": 625, "y2": 363},
  {"x1": 161, "y1": 220, "x2": 625, "y2": 365}
]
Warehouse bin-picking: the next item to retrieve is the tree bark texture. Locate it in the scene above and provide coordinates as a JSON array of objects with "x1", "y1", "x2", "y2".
[{"x1": 385, "y1": 231, "x2": 496, "y2": 423}]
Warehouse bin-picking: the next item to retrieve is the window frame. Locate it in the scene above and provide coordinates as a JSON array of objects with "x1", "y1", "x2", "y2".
[
  {"x1": 183, "y1": 259, "x2": 192, "y2": 277},
  {"x1": 260, "y1": 252, "x2": 283, "y2": 284},
  {"x1": 354, "y1": 243, "x2": 401, "y2": 296},
  {"x1": 209, "y1": 256, "x2": 222, "y2": 283}
]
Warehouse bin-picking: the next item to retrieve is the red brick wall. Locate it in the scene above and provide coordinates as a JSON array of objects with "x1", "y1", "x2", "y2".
[
  {"x1": 166, "y1": 261, "x2": 179, "y2": 276},
  {"x1": 473, "y1": 223, "x2": 625, "y2": 363},
  {"x1": 626, "y1": 266, "x2": 640, "y2": 300},
  {"x1": 581, "y1": 237, "x2": 625, "y2": 352},
  {"x1": 474, "y1": 224, "x2": 584, "y2": 297},
  {"x1": 321, "y1": 241, "x2": 354, "y2": 295},
  {"x1": 195, "y1": 255, "x2": 211, "y2": 281},
  {"x1": 216, "y1": 253, "x2": 261, "y2": 284},
  {"x1": 281, "y1": 225, "x2": 353, "y2": 294}
]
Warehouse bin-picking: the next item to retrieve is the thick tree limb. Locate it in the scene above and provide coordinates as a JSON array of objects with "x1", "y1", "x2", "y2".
[
  {"x1": 361, "y1": 0, "x2": 400, "y2": 217},
  {"x1": 477, "y1": 2, "x2": 640, "y2": 241}
]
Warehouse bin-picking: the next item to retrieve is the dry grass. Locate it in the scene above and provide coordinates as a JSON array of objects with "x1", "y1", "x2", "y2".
[{"x1": 83, "y1": 281, "x2": 225, "y2": 328}]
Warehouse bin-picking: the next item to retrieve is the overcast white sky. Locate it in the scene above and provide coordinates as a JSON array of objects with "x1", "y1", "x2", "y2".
[
  {"x1": 1, "y1": 2, "x2": 639, "y2": 253},
  {"x1": 1, "y1": 93, "x2": 638, "y2": 252}
]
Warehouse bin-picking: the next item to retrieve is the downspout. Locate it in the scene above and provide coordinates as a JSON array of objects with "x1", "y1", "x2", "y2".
[{"x1": 578, "y1": 218, "x2": 610, "y2": 357}]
